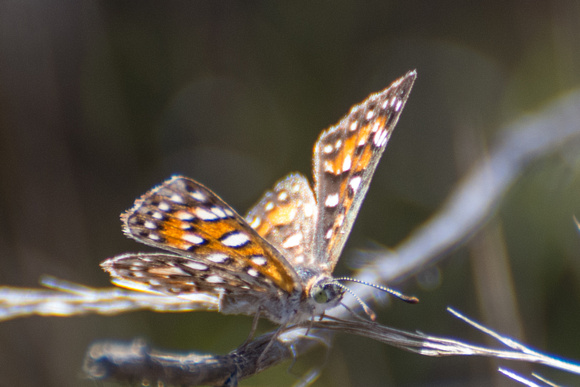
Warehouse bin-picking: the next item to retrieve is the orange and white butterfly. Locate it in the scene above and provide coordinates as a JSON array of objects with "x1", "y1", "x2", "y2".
[{"x1": 101, "y1": 71, "x2": 416, "y2": 325}]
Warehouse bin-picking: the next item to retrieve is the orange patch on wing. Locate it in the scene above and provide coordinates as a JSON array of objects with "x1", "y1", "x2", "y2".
[
  {"x1": 160, "y1": 216, "x2": 297, "y2": 293},
  {"x1": 254, "y1": 203, "x2": 299, "y2": 246},
  {"x1": 255, "y1": 222, "x2": 272, "y2": 238},
  {"x1": 325, "y1": 118, "x2": 384, "y2": 175},
  {"x1": 228, "y1": 238, "x2": 296, "y2": 293},
  {"x1": 267, "y1": 203, "x2": 298, "y2": 226}
]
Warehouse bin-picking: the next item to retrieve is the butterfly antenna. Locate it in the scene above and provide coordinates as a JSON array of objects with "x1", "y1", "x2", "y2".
[
  {"x1": 333, "y1": 282, "x2": 377, "y2": 321},
  {"x1": 335, "y1": 277, "x2": 419, "y2": 304}
]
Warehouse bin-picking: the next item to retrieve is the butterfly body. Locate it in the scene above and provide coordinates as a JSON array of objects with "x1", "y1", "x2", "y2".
[{"x1": 101, "y1": 71, "x2": 416, "y2": 326}]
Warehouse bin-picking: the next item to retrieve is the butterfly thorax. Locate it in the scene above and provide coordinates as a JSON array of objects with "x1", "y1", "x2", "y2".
[
  {"x1": 219, "y1": 272, "x2": 344, "y2": 324},
  {"x1": 290, "y1": 263, "x2": 346, "y2": 323}
]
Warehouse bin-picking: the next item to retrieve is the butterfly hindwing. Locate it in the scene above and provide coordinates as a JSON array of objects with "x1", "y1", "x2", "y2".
[
  {"x1": 102, "y1": 253, "x2": 266, "y2": 295},
  {"x1": 245, "y1": 173, "x2": 318, "y2": 269}
]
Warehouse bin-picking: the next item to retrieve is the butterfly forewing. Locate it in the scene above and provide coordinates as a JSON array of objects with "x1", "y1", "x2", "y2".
[
  {"x1": 245, "y1": 173, "x2": 318, "y2": 269},
  {"x1": 313, "y1": 71, "x2": 416, "y2": 272},
  {"x1": 104, "y1": 176, "x2": 301, "y2": 295}
]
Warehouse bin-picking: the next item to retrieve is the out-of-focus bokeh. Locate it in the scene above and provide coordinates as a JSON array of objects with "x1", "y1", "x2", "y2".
[{"x1": 1, "y1": 2, "x2": 579, "y2": 386}]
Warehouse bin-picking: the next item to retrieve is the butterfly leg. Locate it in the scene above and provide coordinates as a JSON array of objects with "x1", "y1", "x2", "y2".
[
  {"x1": 286, "y1": 332, "x2": 332, "y2": 387},
  {"x1": 302, "y1": 311, "x2": 319, "y2": 337},
  {"x1": 242, "y1": 308, "x2": 262, "y2": 347},
  {"x1": 256, "y1": 322, "x2": 289, "y2": 368}
]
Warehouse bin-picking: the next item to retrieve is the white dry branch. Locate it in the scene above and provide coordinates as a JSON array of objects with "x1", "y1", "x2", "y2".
[
  {"x1": 2, "y1": 89, "x2": 580, "y2": 385},
  {"x1": 0, "y1": 275, "x2": 219, "y2": 321},
  {"x1": 498, "y1": 369, "x2": 544, "y2": 387}
]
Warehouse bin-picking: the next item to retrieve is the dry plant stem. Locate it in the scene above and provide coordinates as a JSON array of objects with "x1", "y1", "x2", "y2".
[
  {"x1": 499, "y1": 369, "x2": 562, "y2": 387},
  {"x1": 531, "y1": 372, "x2": 561, "y2": 387},
  {"x1": 312, "y1": 313, "x2": 580, "y2": 374},
  {"x1": 84, "y1": 309, "x2": 580, "y2": 386},
  {"x1": 83, "y1": 336, "x2": 288, "y2": 387},
  {"x1": 84, "y1": 328, "x2": 332, "y2": 387},
  {"x1": 0, "y1": 276, "x2": 219, "y2": 322},
  {"x1": 447, "y1": 308, "x2": 580, "y2": 374},
  {"x1": 498, "y1": 369, "x2": 543, "y2": 387}
]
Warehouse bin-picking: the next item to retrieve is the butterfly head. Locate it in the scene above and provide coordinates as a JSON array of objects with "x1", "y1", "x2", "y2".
[{"x1": 306, "y1": 276, "x2": 346, "y2": 313}]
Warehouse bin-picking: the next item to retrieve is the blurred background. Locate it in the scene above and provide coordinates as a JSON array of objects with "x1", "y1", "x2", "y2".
[{"x1": 1, "y1": 1, "x2": 580, "y2": 386}]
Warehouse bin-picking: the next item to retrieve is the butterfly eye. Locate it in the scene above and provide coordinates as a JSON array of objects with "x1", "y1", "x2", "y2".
[
  {"x1": 311, "y1": 281, "x2": 344, "y2": 304},
  {"x1": 312, "y1": 284, "x2": 328, "y2": 303}
]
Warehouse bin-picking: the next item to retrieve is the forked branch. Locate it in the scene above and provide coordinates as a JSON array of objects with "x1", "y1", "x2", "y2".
[{"x1": 83, "y1": 309, "x2": 580, "y2": 386}]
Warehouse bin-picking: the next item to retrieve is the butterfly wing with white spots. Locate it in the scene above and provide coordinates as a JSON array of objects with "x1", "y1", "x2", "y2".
[
  {"x1": 245, "y1": 173, "x2": 318, "y2": 269},
  {"x1": 312, "y1": 71, "x2": 416, "y2": 273},
  {"x1": 102, "y1": 176, "x2": 302, "y2": 299}
]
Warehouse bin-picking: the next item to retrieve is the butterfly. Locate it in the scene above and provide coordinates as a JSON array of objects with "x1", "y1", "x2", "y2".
[{"x1": 101, "y1": 71, "x2": 416, "y2": 326}]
